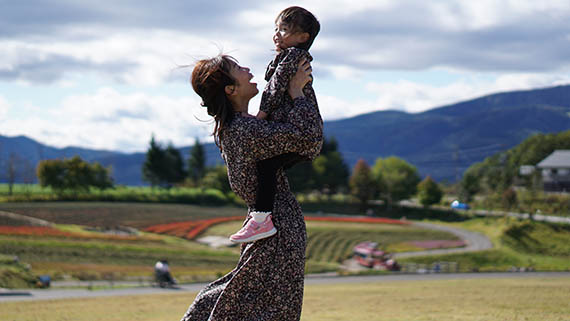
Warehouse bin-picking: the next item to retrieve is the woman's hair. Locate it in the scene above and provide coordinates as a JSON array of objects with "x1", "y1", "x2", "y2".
[
  {"x1": 191, "y1": 55, "x2": 237, "y2": 149},
  {"x1": 276, "y1": 6, "x2": 320, "y2": 51}
]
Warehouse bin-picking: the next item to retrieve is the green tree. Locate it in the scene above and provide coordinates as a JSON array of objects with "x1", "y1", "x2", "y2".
[
  {"x1": 417, "y1": 176, "x2": 443, "y2": 207},
  {"x1": 188, "y1": 138, "x2": 206, "y2": 185},
  {"x1": 459, "y1": 171, "x2": 480, "y2": 202},
  {"x1": 349, "y1": 159, "x2": 376, "y2": 209},
  {"x1": 286, "y1": 161, "x2": 316, "y2": 192},
  {"x1": 288, "y1": 136, "x2": 349, "y2": 194},
  {"x1": 164, "y1": 143, "x2": 186, "y2": 185},
  {"x1": 463, "y1": 130, "x2": 570, "y2": 194},
  {"x1": 90, "y1": 162, "x2": 113, "y2": 190},
  {"x1": 64, "y1": 156, "x2": 93, "y2": 193},
  {"x1": 313, "y1": 151, "x2": 349, "y2": 194},
  {"x1": 202, "y1": 165, "x2": 231, "y2": 194},
  {"x1": 36, "y1": 156, "x2": 113, "y2": 194},
  {"x1": 372, "y1": 156, "x2": 420, "y2": 207},
  {"x1": 142, "y1": 135, "x2": 165, "y2": 187},
  {"x1": 37, "y1": 159, "x2": 67, "y2": 194}
]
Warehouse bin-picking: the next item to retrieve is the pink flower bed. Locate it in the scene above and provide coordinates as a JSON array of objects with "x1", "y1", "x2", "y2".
[
  {"x1": 145, "y1": 215, "x2": 409, "y2": 240},
  {"x1": 408, "y1": 240, "x2": 466, "y2": 249}
]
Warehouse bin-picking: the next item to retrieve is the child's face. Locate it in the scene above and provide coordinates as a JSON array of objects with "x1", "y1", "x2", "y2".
[{"x1": 273, "y1": 19, "x2": 308, "y2": 51}]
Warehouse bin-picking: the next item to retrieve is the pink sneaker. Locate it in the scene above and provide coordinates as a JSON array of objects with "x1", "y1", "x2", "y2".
[{"x1": 229, "y1": 214, "x2": 277, "y2": 243}]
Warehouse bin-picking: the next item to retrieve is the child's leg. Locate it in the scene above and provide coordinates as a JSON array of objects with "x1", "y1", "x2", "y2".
[
  {"x1": 255, "y1": 152, "x2": 305, "y2": 211},
  {"x1": 229, "y1": 153, "x2": 301, "y2": 243}
]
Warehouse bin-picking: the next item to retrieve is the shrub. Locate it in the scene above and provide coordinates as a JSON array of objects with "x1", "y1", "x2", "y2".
[{"x1": 417, "y1": 176, "x2": 443, "y2": 207}]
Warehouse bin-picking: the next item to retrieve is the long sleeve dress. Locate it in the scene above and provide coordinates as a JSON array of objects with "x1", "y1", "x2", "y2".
[{"x1": 180, "y1": 96, "x2": 323, "y2": 321}]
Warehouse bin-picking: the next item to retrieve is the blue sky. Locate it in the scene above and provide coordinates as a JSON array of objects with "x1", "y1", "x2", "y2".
[{"x1": 1, "y1": 0, "x2": 570, "y2": 152}]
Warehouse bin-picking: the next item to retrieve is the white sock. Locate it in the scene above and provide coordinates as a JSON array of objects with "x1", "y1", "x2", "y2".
[{"x1": 251, "y1": 211, "x2": 271, "y2": 223}]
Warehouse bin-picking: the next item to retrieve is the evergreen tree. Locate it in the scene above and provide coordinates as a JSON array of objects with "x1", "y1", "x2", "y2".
[
  {"x1": 164, "y1": 143, "x2": 186, "y2": 185},
  {"x1": 188, "y1": 138, "x2": 206, "y2": 185},
  {"x1": 349, "y1": 159, "x2": 376, "y2": 209},
  {"x1": 417, "y1": 176, "x2": 443, "y2": 207},
  {"x1": 142, "y1": 135, "x2": 165, "y2": 187}
]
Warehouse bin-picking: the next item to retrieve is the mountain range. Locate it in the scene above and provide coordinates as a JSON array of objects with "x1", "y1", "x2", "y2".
[{"x1": 2, "y1": 84, "x2": 570, "y2": 185}]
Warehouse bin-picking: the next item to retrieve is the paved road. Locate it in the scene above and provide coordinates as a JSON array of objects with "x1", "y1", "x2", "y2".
[
  {"x1": 2, "y1": 272, "x2": 568, "y2": 302},
  {"x1": 392, "y1": 221, "x2": 493, "y2": 258}
]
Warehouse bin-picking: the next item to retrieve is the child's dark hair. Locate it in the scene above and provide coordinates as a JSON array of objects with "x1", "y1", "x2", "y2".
[
  {"x1": 191, "y1": 55, "x2": 237, "y2": 149},
  {"x1": 276, "y1": 6, "x2": 320, "y2": 51}
]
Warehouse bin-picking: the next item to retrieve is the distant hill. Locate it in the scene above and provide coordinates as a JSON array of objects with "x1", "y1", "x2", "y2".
[
  {"x1": 324, "y1": 84, "x2": 570, "y2": 181},
  {"x1": 2, "y1": 84, "x2": 570, "y2": 184},
  {"x1": 0, "y1": 136, "x2": 223, "y2": 186}
]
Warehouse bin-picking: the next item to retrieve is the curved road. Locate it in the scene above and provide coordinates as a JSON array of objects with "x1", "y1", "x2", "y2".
[{"x1": 392, "y1": 221, "x2": 493, "y2": 258}]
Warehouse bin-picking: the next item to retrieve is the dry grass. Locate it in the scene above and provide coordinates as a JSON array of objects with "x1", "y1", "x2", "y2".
[{"x1": 1, "y1": 277, "x2": 568, "y2": 321}]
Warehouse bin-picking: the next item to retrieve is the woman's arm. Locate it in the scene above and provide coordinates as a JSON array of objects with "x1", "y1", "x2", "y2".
[{"x1": 234, "y1": 96, "x2": 322, "y2": 163}]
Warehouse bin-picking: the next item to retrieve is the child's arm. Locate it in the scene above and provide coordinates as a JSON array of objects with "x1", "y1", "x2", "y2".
[{"x1": 259, "y1": 48, "x2": 312, "y2": 117}]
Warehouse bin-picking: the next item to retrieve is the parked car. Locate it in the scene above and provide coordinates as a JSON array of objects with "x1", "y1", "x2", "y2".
[
  {"x1": 451, "y1": 200, "x2": 470, "y2": 210},
  {"x1": 353, "y1": 241, "x2": 400, "y2": 271}
]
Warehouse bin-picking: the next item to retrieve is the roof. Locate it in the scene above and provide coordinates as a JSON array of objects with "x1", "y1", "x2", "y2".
[{"x1": 537, "y1": 150, "x2": 570, "y2": 169}]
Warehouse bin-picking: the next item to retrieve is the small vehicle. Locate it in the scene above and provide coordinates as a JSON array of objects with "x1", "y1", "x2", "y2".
[
  {"x1": 36, "y1": 275, "x2": 51, "y2": 288},
  {"x1": 451, "y1": 200, "x2": 470, "y2": 210},
  {"x1": 353, "y1": 241, "x2": 400, "y2": 271}
]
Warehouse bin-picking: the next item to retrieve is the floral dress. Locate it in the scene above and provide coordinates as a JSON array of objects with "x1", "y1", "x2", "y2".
[{"x1": 180, "y1": 96, "x2": 323, "y2": 321}]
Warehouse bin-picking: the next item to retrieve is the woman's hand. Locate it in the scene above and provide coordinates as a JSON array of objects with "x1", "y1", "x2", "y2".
[{"x1": 288, "y1": 58, "x2": 312, "y2": 99}]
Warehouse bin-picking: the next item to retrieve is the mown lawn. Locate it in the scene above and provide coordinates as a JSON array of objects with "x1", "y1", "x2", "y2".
[{"x1": 1, "y1": 277, "x2": 568, "y2": 321}]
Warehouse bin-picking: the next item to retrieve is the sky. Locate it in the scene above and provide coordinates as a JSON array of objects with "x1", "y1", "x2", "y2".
[{"x1": 1, "y1": 0, "x2": 570, "y2": 153}]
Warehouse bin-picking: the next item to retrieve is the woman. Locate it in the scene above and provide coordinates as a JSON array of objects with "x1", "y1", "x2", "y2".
[{"x1": 180, "y1": 55, "x2": 322, "y2": 321}]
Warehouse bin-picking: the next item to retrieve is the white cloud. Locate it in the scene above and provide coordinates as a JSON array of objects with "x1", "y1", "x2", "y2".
[
  {"x1": 1, "y1": 88, "x2": 214, "y2": 152},
  {"x1": 2, "y1": 1, "x2": 570, "y2": 152},
  {"x1": 364, "y1": 72, "x2": 570, "y2": 114},
  {"x1": 0, "y1": 95, "x2": 10, "y2": 121}
]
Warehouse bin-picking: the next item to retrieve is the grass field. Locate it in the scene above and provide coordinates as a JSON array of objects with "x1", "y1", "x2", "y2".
[
  {"x1": 397, "y1": 217, "x2": 570, "y2": 272},
  {"x1": 1, "y1": 277, "x2": 568, "y2": 321},
  {"x1": 0, "y1": 202, "x2": 245, "y2": 228},
  {"x1": 0, "y1": 184, "x2": 233, "y2": 206}
]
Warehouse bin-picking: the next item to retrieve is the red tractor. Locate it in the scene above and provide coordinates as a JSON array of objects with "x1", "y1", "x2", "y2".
[{"x1": 353, "y1": 241, "x2": 400, "y2": 271}]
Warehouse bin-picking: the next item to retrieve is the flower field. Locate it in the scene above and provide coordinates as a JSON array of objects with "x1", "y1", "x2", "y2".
[
  {"x1": 0, "y1": 226, "x2": 75, "y2": 237},
  {"x1": 408, "y1": 240, "x2": 466, "y2": 249},
  {"x1": 144, "y1": 216, "x2": 244, "y2": 240},
  {"x1": 144, "y1": 215, "x2": 410, "y2": 241}
]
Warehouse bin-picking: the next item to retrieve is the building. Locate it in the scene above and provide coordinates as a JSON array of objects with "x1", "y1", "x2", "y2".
[{"x1": 536, "y1": 150, "x2": 570, "y2": 192}]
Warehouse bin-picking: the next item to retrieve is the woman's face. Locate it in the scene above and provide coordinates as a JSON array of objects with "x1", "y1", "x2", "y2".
[{"x1": 228, "y1": 61, "x2": 259, "y2": 100}]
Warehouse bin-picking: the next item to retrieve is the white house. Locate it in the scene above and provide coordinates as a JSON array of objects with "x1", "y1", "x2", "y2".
[{"x1": 536, "y1": 150, "x2": 570, "y2": 192}]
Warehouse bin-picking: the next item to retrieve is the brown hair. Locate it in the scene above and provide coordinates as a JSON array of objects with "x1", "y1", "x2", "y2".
[
  {"x1": 191, "y1": 55, "x2": 237, "y2": 149},
  {"x1": 276, "y1": 6, "x2": 320, "y2": 51}
]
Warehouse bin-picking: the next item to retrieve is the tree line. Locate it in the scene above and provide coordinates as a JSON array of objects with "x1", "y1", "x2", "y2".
[
  {"x1": 30, "y1": 134, "x2": 443, "y2": 208},
  {"x1": 348, "y1": 157, "x2": 442, "y2": 209},
  {"x1": 36, "y1": 156, "x2": 113, "y2": 194},
  {"x1": 460, "y1": 130, "x2": 570, "y2": 202}
]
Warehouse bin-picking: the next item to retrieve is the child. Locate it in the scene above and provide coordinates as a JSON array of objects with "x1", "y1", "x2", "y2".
[{"x1": 230, "y1": 6, "x2": 321, "y2": 243}]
